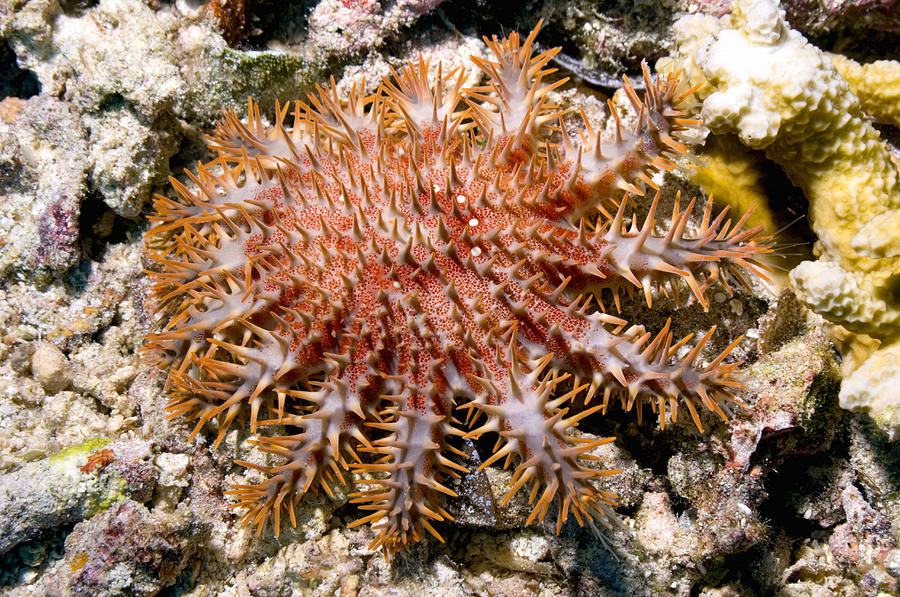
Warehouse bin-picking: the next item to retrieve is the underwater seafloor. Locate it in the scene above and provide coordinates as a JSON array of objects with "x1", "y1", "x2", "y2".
[{"x1": 1, "y1": 0, "x2": 899, "y2": 595}]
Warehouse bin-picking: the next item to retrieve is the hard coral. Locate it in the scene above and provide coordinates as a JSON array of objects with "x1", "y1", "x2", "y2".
[
  {"x1": 666, "y1": 0, "x2": 900, "y2": 435},
  {"x1": 143, "y1": 23, "x2": 771, "y2": 556},
  {"x1": 827, "y1": 53, "x2": 900, "y2": 129}
]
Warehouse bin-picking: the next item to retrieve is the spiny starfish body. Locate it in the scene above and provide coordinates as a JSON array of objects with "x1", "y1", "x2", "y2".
[{"x1": 144, "y1": 24, "x2": 771, "y2": 555}]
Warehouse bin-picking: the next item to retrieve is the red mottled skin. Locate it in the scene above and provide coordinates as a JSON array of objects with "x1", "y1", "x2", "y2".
[{"x1": 143, "y1": 23, "x2": 771, "y2": 556}]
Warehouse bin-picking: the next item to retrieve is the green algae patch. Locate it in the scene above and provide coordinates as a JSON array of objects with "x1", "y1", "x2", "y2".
[
  {"x1": 46, "y1": 438, "x2": 128, "y2": 516},
  {"x1": 221, "y1": 48, "x2": 313, "y2": 92},
  {"x1": 48, "y1": 437, "x2": 112, "y2": 469},
  {"x1": 220, "y1": 48, "x2": 334, "y2": 114},
  {"x1": 1, "y1": 438, "x2": 157, "y2": 555},
  {"x1": 83, "y1": 474, "x2": 129, "y2": 516},
  {"x1": 187, "y1": 46, "x2": 337, "y2": 125}
]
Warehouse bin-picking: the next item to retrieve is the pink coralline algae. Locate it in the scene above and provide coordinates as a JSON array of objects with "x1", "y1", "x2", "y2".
[{"x1": 143, "y1": 23, "x2": 771, "y2": 556}]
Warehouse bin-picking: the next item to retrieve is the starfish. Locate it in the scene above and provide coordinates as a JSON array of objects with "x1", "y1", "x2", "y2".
[{"x1": 143, "y1": 22, "x2": 771, "y2": 556}]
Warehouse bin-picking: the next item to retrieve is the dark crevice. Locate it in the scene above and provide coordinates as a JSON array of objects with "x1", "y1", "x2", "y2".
[
  {"x1": 754, "y1": 427, "x2": 851, "y2": 544},
  {"x1": 874, "y1": 123, "x2": 899, "y2": 145},
  {"x1": 77, "y1": 190, "x2": 141, "y2": 263},
  {"x1": 241, "y1": 0, "x2": 318, "y2": 50},
  {"x1": 59, "y1": 0, "x2": 99, "y2": 15},
  {"x1": 0, "y1": 523, "x2": 73, "y2": 589},
  {"x1": 753, "y1": 148, "x2": 818, "y2": 273},
  {"x1": 0, "y1": 40, "x2": 40, "y2": 99},
  {"x1": 794, "y1": 26, "x2": 900, "y2": 63},
  {"x1": 164, "y1": 129, "x2": 213, "y2": 186},
  {"x1": 699, "y1": 543, "x2": 771, "y2": 597},
  {"x1": 97, "y1": 92, "x2": 128, "y2": 112},
  {"x1": 431, "y1": 0, "x2": 542, "y2": 41}
]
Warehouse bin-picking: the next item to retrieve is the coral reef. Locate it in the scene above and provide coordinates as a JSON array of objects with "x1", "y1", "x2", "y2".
[
  {"x1": 542, "y1": 0, "x2": 680, "y2": 76},
  {"x1": 730, "y1": 290, "x2": 842, "y2": 468},
  {"x1": 0, "y1": 0, "x2": 898, "y2": 594},
  {"x1": 688, "y1": 0, "x2": 900, "y2": 36},
  {"x1": 306, "y1": 0, "x2": 445, "y2": 58},
  {"x1": 144, "y1": 24, "x2": 771, "y2": 555},
  {"x1": 0, "y1": 0, "x2": 448, "y2": 235},
  {"x1": 666, "y1": 0, "x2": 900, "y2": 436},
  {"x1": 780, "y1": 0, "x2": 900, "y2": 37}
]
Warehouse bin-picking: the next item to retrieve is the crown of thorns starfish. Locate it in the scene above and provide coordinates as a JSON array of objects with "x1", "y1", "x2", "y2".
[{"x1": 143, "y1": 21, "x2": 772, "y2": 556}]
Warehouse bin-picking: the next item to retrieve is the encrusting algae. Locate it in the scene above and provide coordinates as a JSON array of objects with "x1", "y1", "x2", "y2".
[{"x1": 143, "y1": 22, "x2": 772, "y2": 557}]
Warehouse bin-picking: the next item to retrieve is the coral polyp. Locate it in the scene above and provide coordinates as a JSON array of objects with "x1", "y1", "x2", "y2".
[{"x1": 143, "y1": 23, "x2": 771, "y2": 556}]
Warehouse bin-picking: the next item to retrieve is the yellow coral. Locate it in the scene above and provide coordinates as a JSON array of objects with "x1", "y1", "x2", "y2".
[
  {"x1": 687, "y1": 134, "x2": 790, "y2": 286},
  {"x1": 667, "y1": 0, "x2": 900, "y2": 435},
  {"x1": 689, "y1": 135, "x2": 775, "y2": 239},
  {"x1": 827, "y1": 53, "x2": 900, "y2": 128}
]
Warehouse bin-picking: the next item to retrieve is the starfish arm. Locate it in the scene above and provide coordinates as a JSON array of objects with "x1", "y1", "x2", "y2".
[
  {"x1": 350, "y1": 404, "x2": 465, "y2": 558},
  {"x1": 226, "y1": 377, "x2": 371, "y2": 536},
  {"x1": 585, "y1": 191, "x2": 773, "y2": 311},
  {"x1": 559, "y1": 313, "x2": 746, "y2": 432},
  {"x1": 463, "y1": 346, "x2": 620, "y2": 534},
  {"x1": 548, "y1": 62, "x2": 699, "y2": 223}
]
